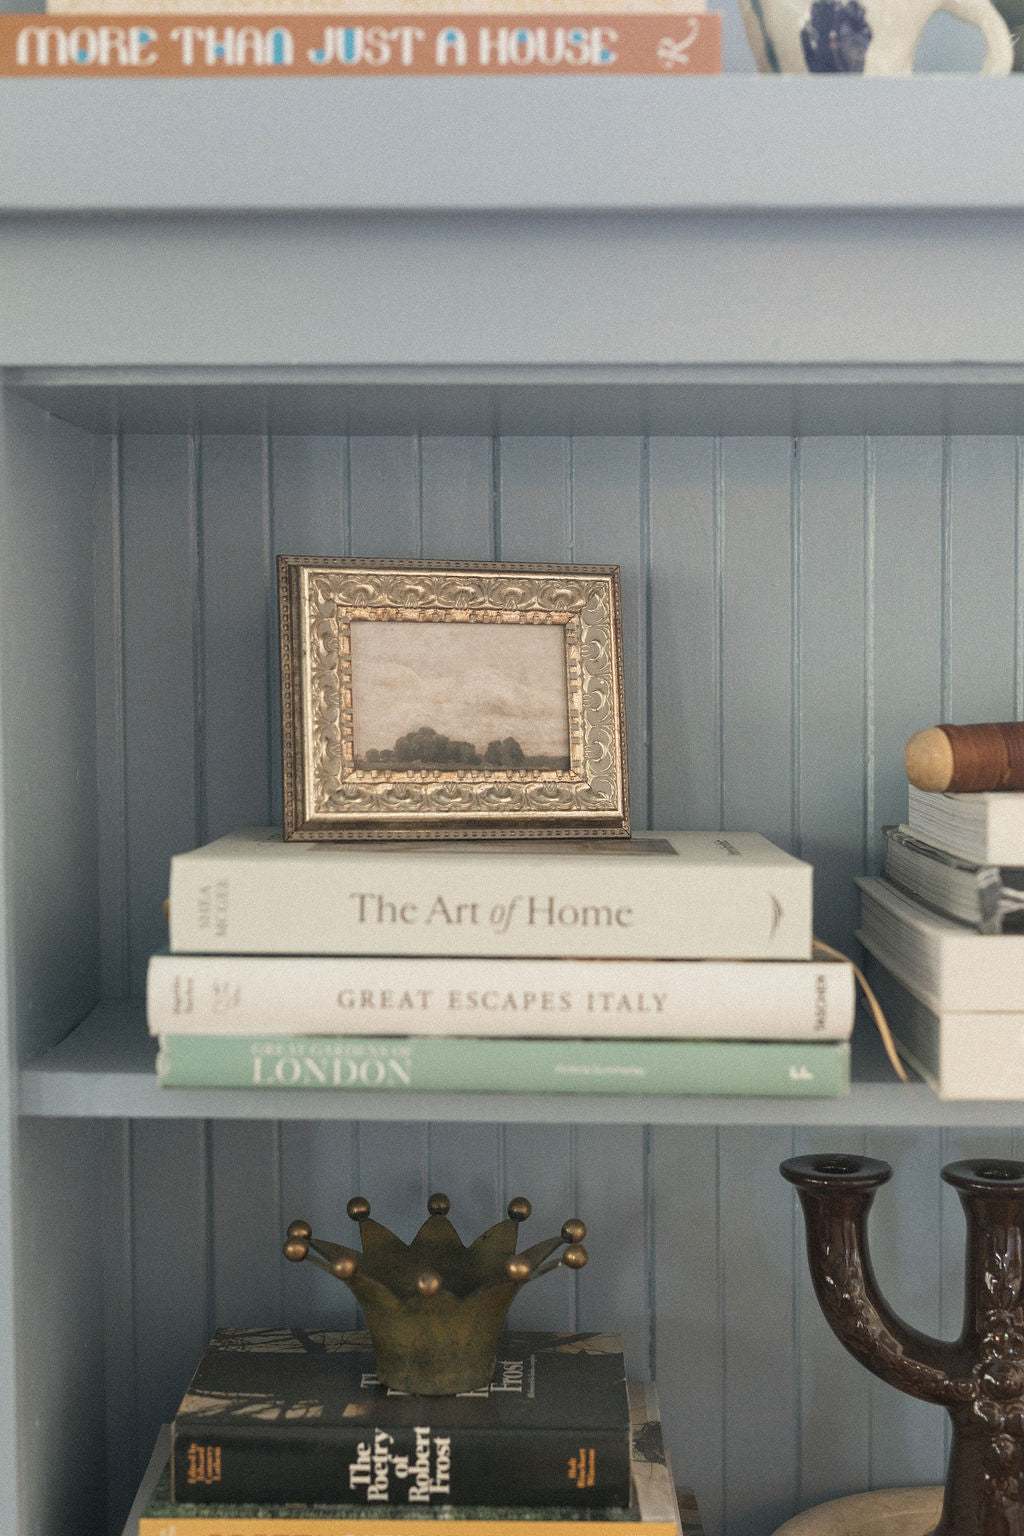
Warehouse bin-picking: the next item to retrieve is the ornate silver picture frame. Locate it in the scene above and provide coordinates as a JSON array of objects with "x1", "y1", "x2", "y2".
[{"x1": 278, "y1": 557, "x2": 630, "y2": 841}]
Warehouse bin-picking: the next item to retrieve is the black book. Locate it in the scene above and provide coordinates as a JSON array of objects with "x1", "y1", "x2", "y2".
[{"x1": 171, "y1": 1329, "x2": 631, "y2": 1510}]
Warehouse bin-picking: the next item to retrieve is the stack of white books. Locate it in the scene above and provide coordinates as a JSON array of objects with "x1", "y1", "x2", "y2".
[
  {"x1": 148, "y1": 827, "x2": 855, "y2": 1099},
  {"x1": 857, "y1": 784, "x2": 1024, "y2": 1099}
]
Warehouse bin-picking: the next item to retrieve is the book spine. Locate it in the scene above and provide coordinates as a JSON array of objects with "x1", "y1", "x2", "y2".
[
  {"x1": 155, "y1": 1034, "x2": 851, "y2": 1096},
  {"x1": 0, "y1": 13, "x2": 720, "y2": 75},
  {"x1": 171, "y1": 1424, "x2": 631, "y2": 1508},
  {"x1": 147, "y1": 953, "x2": 855, "y2": 1040},
  {"x1": 857, "y1": 877, "x2": 1024, "y2": 1010},
  {"x1": 139, "y1": 1518, "x2": 678, "y2": 1536},
  {"x1": 167, "y1": 854, "x2": 812, "y2": 960}
]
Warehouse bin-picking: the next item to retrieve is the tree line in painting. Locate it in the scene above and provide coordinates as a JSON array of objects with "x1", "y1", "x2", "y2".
[{"x1": 361, "y1": 725, "x2": 569, "y2": 770}]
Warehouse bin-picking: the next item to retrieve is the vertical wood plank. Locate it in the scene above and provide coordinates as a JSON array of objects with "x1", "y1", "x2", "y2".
[
  {"x1": 421, "y1": 437, "x2": 495, "y2": 560},
  {"x1": 270, "y1": 435, "x2": 350, "y2": 558},
  {"x1": 199, "y1": 436, "x2": 273, "y2": 839},
  {"x1": 280, "y1": 1121, "x2": 362, "y2": 1330},
  {"x1": 0, "y1": 396, "x2": 101, "y2": 1044},
  {"x1": 571, "y1": 438, "x2": 648, "y2": 830},
  {"x1": 573, "y1": 1125, "x2": 650, "y2": 1378},
  {"x1": 208, "y1": 1121, "x2": 284, "y2": 1327},
  {"x1": 353, "y1": 1120, "x2": 430, "y2": 1263},
  {"x1": 720, "y1": 439, "x2": 796, "y2": 849},
  {"x1": 867, "y1": 438, "x2": 943, "y2": 863},
  {"x1": 496, "y1": 438, "x2": 572, "y2": 561},
  {"x1": 94, "y1": 433, "x2": 130, "y2": 1003},
  {"x1": 720, "y1": 1126, "x2": 799, "y2": 1536},
  {"x1": 102, "y1": 1120, "x2": 139, "y2": 1530},
  {"x1": 129, "y1": 1121, "x2": 212, "y2": 1472},
  {"x1": 349, "y1": 437, "x2": 422, "y2": 557},
  {"x1": 650, "y1": 1127, "x2": 723, "y2": 1536},
  {"x1": 426, "y1": 1123, "x2": 503, "y2": 1214},
  {"x1": 120, "y1": 435, "x2": 199, "y2": 996},
  {"x1": 16, "y1": 1121, "x2": 108, "y2": 1536},
  {"x1": 796, "y1": 439, "x2": 869, "y2": 952},
  {"x1": 946, "y1": 436, "x2": 1020, "y2": 720},
  {"x1": 648, "y1": 438, "x2": 721, "y2": 832},
  {"x1": 269, "y1": 435, "x2": 350, "y2": 824}
]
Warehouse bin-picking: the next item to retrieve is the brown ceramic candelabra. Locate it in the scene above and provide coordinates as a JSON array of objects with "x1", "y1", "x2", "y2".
[{"x1": 781, "y1": 1153, "x2": 1024, "y2": 1536}]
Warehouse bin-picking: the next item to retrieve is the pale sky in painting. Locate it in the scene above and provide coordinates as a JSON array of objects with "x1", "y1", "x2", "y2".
[{"x1": 349, "y1": 619, "x2": 570, "y2": 758}]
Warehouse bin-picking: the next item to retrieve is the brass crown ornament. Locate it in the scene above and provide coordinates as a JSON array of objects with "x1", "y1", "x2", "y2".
[{"x1": 283, "y1": 1193, "x2": 588, "y2": 1395}]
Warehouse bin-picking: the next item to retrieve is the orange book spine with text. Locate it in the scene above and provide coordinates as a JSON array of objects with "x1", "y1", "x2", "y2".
[{"x1": 0, "y1": 10, "x2": 719, "y2": 72}]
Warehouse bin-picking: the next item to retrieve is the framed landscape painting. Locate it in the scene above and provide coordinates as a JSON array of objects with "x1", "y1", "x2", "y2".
[{"x1": 278, "y1": 556, "x2": 630, "y2": 840}]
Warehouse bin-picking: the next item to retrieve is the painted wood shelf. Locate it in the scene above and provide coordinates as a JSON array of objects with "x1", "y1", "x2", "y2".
[
  {"x1": 18, "y1": 1002, "x2": 1018, "y2": 1126},
  {"x1": 2, "y1": 78, "x2": 1024, "y2": 214},
  {"x1": 5, "y1": 81, "x2": 1024, "y2": 428},
  {"x1": 15, "y1": 365, "x2": 1024, "y2": 437}
]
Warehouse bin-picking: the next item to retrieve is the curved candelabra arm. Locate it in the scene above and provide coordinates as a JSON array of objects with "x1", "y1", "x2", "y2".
[{"x1": 781, "y1": 1154, "x2": 960, "y2": 1408}]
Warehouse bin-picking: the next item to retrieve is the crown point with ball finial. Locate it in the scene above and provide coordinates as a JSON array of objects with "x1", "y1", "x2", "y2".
[{"x1": 283, "y1": 1192, "x2": 591, "y2": 1395}]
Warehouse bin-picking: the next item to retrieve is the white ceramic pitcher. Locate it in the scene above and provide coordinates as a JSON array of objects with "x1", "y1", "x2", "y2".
[{"x1": 738, "y1": 0, "x2": 1013, "y2": 72}]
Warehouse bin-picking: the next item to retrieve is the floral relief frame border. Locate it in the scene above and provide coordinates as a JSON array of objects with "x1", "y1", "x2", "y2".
[{"x1": 278, "y1": 556, "x2": 630, "y2": 841}]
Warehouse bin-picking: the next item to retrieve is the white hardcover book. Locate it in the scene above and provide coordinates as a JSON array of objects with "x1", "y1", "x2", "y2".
[
  {"x1": 863, "y1": 952, "x2": 1024, "y2": 1101},
  {"x1": 907, "y1": 784, "x2": 1024, "y2": 864},
  {"x1": 166, "y1": 828, "x2": 813, "y2": 960},
  {"x1": 882, "y1": 824, "x2": 1024, "y2": 934},
  {"x1": 857, "y1": 875, "x2": 1024, "y2": 1011},
  {"x1": 146, "y1": 951, "x2": 854, "y2": 1038}
]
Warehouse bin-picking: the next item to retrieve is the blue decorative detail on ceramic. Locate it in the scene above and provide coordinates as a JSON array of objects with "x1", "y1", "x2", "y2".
[
  {"x1": 800, "y1": 0, "x2": 871, "y2": 69},
  {"x1": 746, "y1": 0, "x2": 783, "y2": 68}
]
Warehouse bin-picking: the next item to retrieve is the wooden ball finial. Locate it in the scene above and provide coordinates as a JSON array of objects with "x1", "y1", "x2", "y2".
[
  {"x1": 562, "y1": 1244, "x2": 588, "y2": 1270},
  {"x1": 427, "y1": 1192, "x2": 451, "y2": 1216},
  {"x1": 905, "y1": 727, "x2": 956, "y2": 791},
  {"x1": 561, "y1": 1218, "x2": 586, "y2": 1243},
  {"x1": 507, "y1": 1197, "x2": 532, "y2": 1222},
  {"x1": 347, "y1": 1196, "x2": 371, "y2": 1222},
  {"x1": 906, "y1": 722, "x2": 1024, "y2": 793}
]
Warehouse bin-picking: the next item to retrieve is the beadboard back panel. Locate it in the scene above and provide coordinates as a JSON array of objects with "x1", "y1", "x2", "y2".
[
  {"x1": 104, "y1": 1120, "x2": 1024, "y2": 1536},
  {"x1": 13, "y1": 421, "x2": 1023, "y2": 1536},
  {"x1": 96, "y1": 430, "x2": 1024, "y2": 1000}
]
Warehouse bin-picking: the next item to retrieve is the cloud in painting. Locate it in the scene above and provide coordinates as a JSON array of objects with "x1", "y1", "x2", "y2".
[{"x1": 349, "y1": 619, "x2": 570, "y2": 759}]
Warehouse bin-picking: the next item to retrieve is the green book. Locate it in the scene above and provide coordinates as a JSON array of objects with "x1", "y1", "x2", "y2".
[{"x1": 155, "y1": 1033, "x2": 850, "y2": 1097}]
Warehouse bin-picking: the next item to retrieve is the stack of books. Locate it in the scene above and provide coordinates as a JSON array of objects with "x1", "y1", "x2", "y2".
[
  {"x1": 150, "y1": 827, "x2": 855, "y2": 1099},
  {"x1": 856, "y1": 784, "x2": 1024, "y2": 1099},
  {"x1": 122, "y1": 1330, "x2": 705, "y2": 1536}
]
